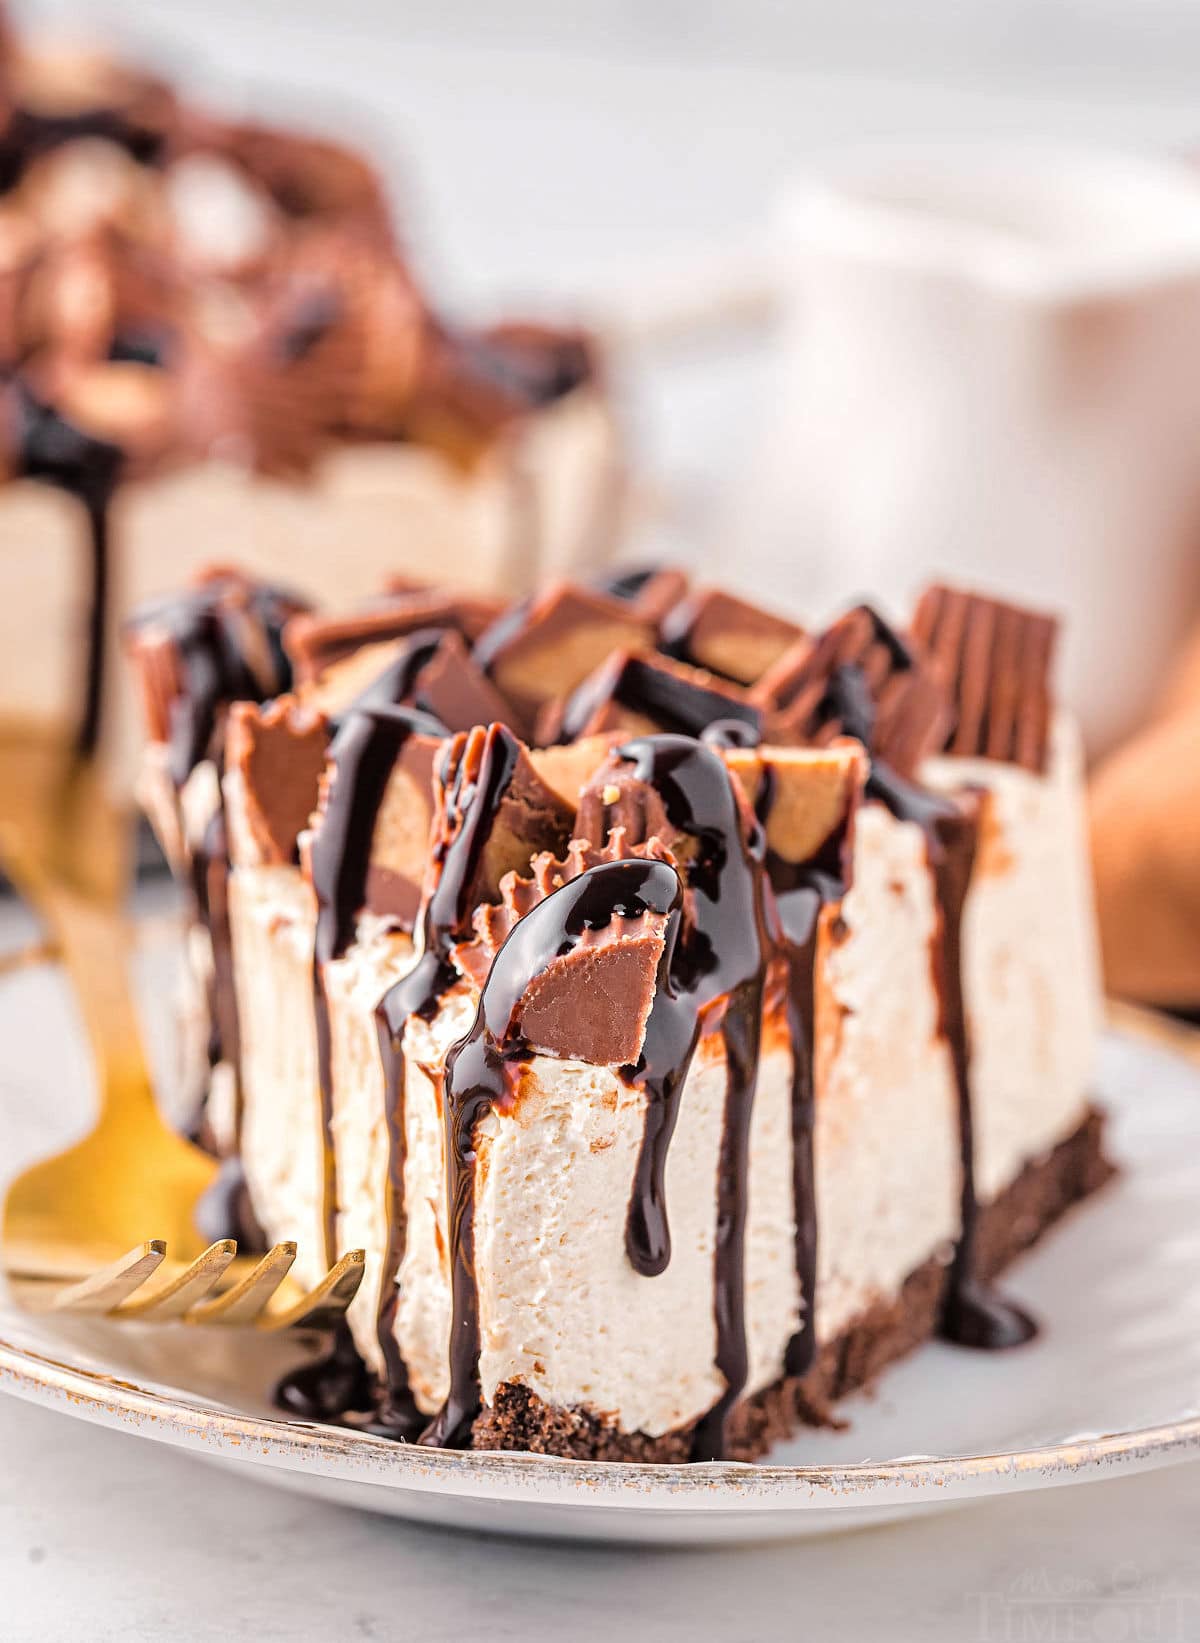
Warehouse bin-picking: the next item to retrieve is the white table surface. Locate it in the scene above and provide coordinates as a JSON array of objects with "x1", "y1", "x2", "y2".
[
  {"x1": 0, "y1": 1392, "x2": 1197, "y2": 1642},
  {"x1": 5, "y1": 2, "x2": 1200, "y2": 1635}
]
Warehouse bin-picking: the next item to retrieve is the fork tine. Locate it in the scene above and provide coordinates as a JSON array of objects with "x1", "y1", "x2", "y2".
[
  {"x1": 51, "y1": 1241, "x2": 167, "y2": 1314},
  {"x1": 40, "y1": 1241, "x2": 366, "y2": 1330},
  {"x1": 257, "y1": 1248, "x2": 366, "y2": 1332},
  {"x1": 113, "y1": 1239, "x2": 237, "y2": 1320},
  {"x1": 185, "y1": 1242, "x2": 298, "y2": 1325}
]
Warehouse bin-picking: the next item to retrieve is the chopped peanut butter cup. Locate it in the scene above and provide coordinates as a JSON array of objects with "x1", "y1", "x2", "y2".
[
  {"x1": 225, "y1": 695, "x2": 329, "y2": 867},
  {"x1": 753, "y1": 604, "x2": 949, "y2": 779},
  {"x1": 661, "y1": 587, "x2": 803, "y2": 685},
  {"x1": 912, "y1": 583, "x2": 1058, "y2": 773},
  {"x1": 473, "y1": 582, "x2": 655, "y2": 736}
]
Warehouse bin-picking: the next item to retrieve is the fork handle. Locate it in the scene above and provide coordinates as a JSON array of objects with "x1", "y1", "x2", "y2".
[{"x1": 36, "y1": 885, "x2": 158, "y2": 1112}]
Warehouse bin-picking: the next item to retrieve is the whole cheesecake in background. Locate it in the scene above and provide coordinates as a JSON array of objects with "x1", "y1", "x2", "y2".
[
  {"x1": 125, "y1": 564, "x2": 1110, "y2": 1461},
  {"x1": 0, "y1": 13, "x2": 620, "y2": 784}
]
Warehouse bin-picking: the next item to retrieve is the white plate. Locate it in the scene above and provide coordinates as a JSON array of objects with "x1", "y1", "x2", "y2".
[{"x1": 1, "y1": 919, "x2": 1199, "y2": 1544}]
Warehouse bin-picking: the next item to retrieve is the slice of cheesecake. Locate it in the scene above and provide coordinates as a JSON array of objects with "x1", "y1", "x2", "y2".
[
  {"x1": 0, "y1": 24, "x2": 621, "y2": 789},
  {"x1": 128, "y1": 566, "x2": 1110, "y2": 1459}
]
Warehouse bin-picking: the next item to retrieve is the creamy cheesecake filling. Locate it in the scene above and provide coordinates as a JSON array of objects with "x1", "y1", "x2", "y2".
[
  {"x1": 923, "y1": 713, "x2": 1101, "y2": 1204},
  {"x1": 472, "y1": 1045, "x2": 728, "y2": 1437},
  {"x1": 322, "y1": 920, "x2": 416, "y2": 1375},
  {"x1": 393, "y1": 994, "x2": 473, "y2": 1414},
  {"x1": 814, "y1": 802, "x2": 960, "y2": 1344},
  {"x1": 365, "y1": 989, "x2": 793, "y2": 1435},
  {"x1": 227, "y1": 864, "x2": 327, "y2": 1288}
]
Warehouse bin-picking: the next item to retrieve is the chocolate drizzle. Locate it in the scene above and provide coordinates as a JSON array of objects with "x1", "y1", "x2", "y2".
[
  {"x1": 761, "y1": 775, "x2": 853, "y2": 1379},
  {"x1": 374, "y1": 724, "x2": 526, "y2": 1440},
  {"x1": 13, "y1": 384, "x2": 123, "y2": 755},
  {"x1": 558, "y1": 653, "x2": 762, "y2": 744},
  {"x1": 609, "y1": 735, "x2": 771, "y2": 1459},
  {"x1": 426, "y1": 855, "x2": 684, "y2": 1450},
  {"x1": 188, "y1": 805, "x2": 242, "y2": 1149},
  {"x1": 819, "y1": 659, "x2": 1037, "y2": 1352},
  {"x1": 130, "y1": 576, "x2": 305, "y2": 786},
  {"x1": 309, "y1": 693, "x2": 447, "y2": 1268},
  {"x1": 593, "y1": 566, "x2": 661, "y2": 603},
  {"x1": 931, "y1": 802, "x2": 1036, "y2": 1351},
  {"x1": 193, "y1": 1153, "x2": 266, "y2": 1250},
  {"x1": 274, "y1": 1321, "x2": 375, "y2": 1424},
  {"x1": 700, "y1": 717, "x2": 849, "y2": 1381}
]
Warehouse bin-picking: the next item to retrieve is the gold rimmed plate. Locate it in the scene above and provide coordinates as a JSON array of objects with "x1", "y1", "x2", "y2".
[{"x1": 1, "y1": 919, "x2": 1199, "y2": 1543}]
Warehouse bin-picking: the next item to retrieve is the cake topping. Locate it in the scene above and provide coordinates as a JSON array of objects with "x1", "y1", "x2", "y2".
[
  {"x1": 125, "y1": 567, "x2": 308, "y2": 785},
  {"x1": 549, "y1": 648, "x2": 762, "y2": 745},
  {"x1": 285, "y1": 589, "x2": 505, "y2": 683},
  {"x1": 359, "y1": 743, "x2": 445, "y2": 929},
  {"x1": 574, "y1": 757, "x2": 704, "y2": 912},
  {"x1": 472, "y1": 582, "x2": 655, "y2": 735},
  {"x1": 324, "y1": 627, "x2": 447, "y2": 723},
  {"x1": 723, "y1": 742, "x2": 866, "y2": 867},
  {"x1": 753, "y1": 604, "x2": 950, "y2": 779},
  {"x1": 526, "y1": 732, "x2": 625, "y2": 811},
  {"x1": 661, "y1": 587, "x2": 804, "y2": 685},
  {"x1": 453, "y1": 831, "x2": 678, "y2": 1000},
  {"x1": 591, "y1": 564, "x2": 690, "y2": 627},
  {"x1": 400, "y1": 631, "x2": 514, "y2": 736},
  {"x1": 310, "y1": 702, "x2": 445, "y2": 964},
  {"x1": 224, "y1": 695, "x2": 328, "y2": 868},
  {"x1": 457, "y1": 843, "x2": 676, "y2": 1067},
  {"x1": 294, "y1": 620, "x2": 516, "y2": 739},
  {"x1": 426, "y1": 725, "x2": 575, "y2": 915},
  {"x1": 912, "y1": 583, "x2": 1058, "y2": 773}
]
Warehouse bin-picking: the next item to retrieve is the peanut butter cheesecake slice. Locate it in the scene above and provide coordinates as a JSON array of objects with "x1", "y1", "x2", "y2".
[
  {"x1": 0, "y1": 16, "x2": 620, "y2": 786},
  {"x1": 127, "y1": 567, "x2": 1111, "y2": 1459}
]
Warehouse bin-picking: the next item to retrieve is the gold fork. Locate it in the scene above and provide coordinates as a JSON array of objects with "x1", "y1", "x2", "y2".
[{"x1": 0, "y1": 721, "x2": 362, "y2": 1328}]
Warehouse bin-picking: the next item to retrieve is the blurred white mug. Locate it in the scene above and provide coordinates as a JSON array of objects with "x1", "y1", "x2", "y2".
[{"x1": 638, "y1": 146, "x2": 1200, "y2": 758}]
